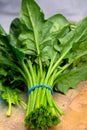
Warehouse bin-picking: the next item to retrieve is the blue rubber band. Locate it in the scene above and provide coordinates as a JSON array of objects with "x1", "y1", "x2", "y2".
[{"x1": 27, "y1": 84, "x2": 54, "y2": 96}]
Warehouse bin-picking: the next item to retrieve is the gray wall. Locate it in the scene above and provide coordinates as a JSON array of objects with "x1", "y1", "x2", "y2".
[{"x1": 0, "y1": 0, "x2": 87, "y2": 32}]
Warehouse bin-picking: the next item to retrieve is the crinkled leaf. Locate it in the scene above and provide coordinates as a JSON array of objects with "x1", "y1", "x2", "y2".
[
  {"x1": 0, "y1": 82, "x2": 21, "y2": 104},
  {"x1": 47, "y1": 14, "x2": 70, "y2": 32},
  {"x1": 55, "y1": 63, "x2": 87, "y2": 94},
  {"x1": 9, "y1": 18, "x2": 22, "y2": 45},
  {"x1": 18, "y1": 0, "x2": 70, "y2": 66},
  {"x1": 0, "y1": 33, "x2": 25, "y2": 64},
  {"x1": 0, "y1": 68, "x2": 7, "y2": 76},
  {"x1": 54, "y1": 17, "x2": 87, "y2": 93},
  {"x1": 0, "y1": 24, "x2": 6, "y2": 35},
  {"x1": 20, "y1": 0, "x2": 44, "y2": 31}
]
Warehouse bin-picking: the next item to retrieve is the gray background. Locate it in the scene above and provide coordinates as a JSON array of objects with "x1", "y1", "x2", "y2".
[{"x1": 0, "y1": 0, "x2": 87, "y2": 33}]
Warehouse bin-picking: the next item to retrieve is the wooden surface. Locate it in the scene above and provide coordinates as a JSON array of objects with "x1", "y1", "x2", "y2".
[{"x1": 0, "y1": 81, "x2": 87, "y2": 130}]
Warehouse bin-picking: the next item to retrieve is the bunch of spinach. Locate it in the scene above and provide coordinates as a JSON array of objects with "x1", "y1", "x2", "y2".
[{"x1": 0, "y1": 0, "x2": 87, "y2": 129}]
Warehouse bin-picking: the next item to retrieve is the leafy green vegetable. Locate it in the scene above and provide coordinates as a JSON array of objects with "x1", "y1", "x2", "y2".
[
  {"x1": 0, "y1": 82, "x2": 27, "y2": 116},
  {"x1": 0, "y1": 0, "x2": 87, "y2": 129}
]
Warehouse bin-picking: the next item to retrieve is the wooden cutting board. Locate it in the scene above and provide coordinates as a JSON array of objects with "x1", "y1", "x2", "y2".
[{"x1": 0, "y1": 81, "x2": 87, "y2": 130}]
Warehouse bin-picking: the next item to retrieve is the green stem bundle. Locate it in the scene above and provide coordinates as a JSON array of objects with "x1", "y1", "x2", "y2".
[
  {"x1": 21, "y1": 60, "x2": 64, "y2": 129},
  {"x1": 25, "y1": 87, "x2": 63, "y2": 129}
]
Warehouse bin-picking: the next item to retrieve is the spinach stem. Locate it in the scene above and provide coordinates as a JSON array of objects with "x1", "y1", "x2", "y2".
[
  {"x1": 21, "y1": 60, "x2": 33, "y2": 88},
  {"x1": 27, "y1": 60, "x2": 36, "y2": 85},
  {"x1": 50, "y1": 46, "x2": 72, "y2": 76},
  {"x1": 45, "y1": 53, "x2": 57, "y2": 84},
  {"x1": 6, "y1": 102, "x2": 12, "y2": 117}
]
